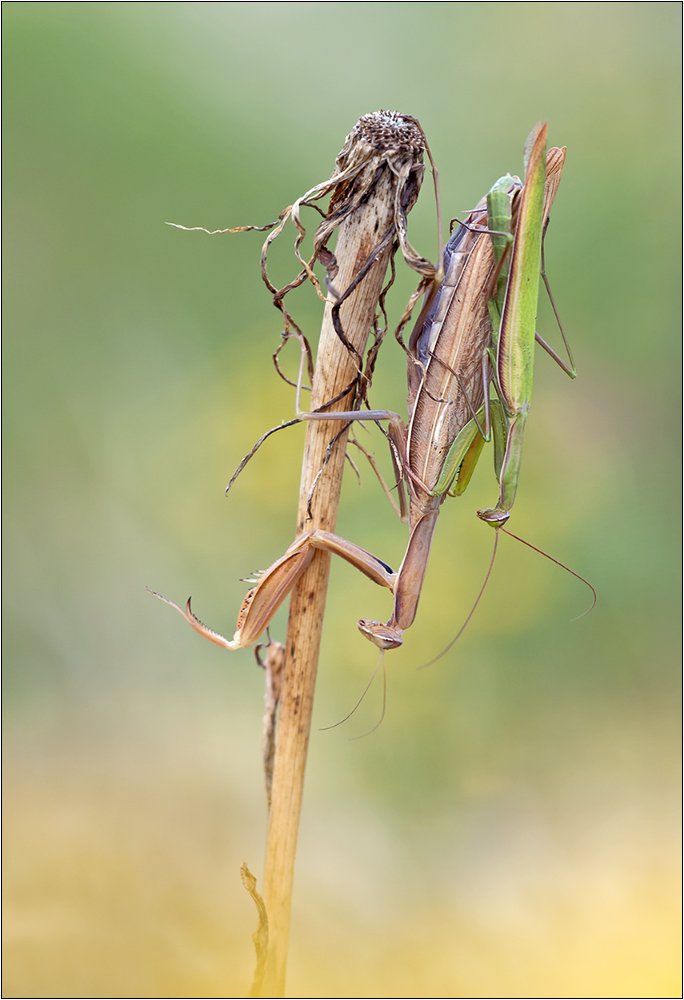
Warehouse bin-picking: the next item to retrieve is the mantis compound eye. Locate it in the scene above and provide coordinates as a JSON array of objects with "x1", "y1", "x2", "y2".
[{"x1": 357, "y1": 619, "x2": 403, "y2": 650}]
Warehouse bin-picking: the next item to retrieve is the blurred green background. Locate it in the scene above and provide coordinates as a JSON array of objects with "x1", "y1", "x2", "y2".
[{"x1": 3, "y1": 3, "x2": 680, "y2": 997}]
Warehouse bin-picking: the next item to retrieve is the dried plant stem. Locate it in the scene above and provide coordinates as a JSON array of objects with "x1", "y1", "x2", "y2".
[
  {"x1": 259, "y1": 166, "x2": 400, "y2": 996},
  {"x1": 162, "y1": 113, "x2": 433, "y2": 997}
]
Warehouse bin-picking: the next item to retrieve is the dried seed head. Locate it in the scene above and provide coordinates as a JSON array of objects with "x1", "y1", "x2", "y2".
[
  {"x1": 222, "y1": 111, "x2": 439, "y2": 496},
  {"x1": 262, "y1": 110, "x2": 436, "y2": 358},
  {"x1": 354, "y1": 111, "x2": 424, "y2": 153}
]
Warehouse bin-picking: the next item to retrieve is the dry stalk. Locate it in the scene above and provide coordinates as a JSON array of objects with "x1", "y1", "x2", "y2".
[{"x1": 256, "y1": 113, "x2": 433, "y2": 997}]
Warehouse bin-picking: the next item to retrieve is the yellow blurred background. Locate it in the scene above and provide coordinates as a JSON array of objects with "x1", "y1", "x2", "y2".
[{"x1": 3, "y1": 3, "x2": 680, "y2": 997}]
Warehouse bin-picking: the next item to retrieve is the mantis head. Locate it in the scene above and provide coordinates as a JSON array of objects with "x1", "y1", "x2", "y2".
[
  {"x1": 476, "y1": 506, "x2": 511, "y2": 527},
  {"x1": 357, "y1": 619, "x2": 404, "y2": 650}
]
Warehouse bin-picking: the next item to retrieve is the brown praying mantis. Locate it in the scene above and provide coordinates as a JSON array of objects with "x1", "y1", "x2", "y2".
[{"x1": 150, "y1": 123, "x2": 593, "y2": 656}]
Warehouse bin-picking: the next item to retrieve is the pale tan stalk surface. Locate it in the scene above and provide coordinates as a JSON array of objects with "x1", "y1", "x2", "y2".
[{"x1": 259, "y1": 113, "x2": 429, "y2": 997}]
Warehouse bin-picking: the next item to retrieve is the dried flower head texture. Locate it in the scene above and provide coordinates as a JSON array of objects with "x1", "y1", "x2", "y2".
[{"x1": 354, "y1": 110, "x2": 425, "y2": 153}]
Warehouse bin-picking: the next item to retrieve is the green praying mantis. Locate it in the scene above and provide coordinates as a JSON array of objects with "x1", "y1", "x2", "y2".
[{"x1": 149, "y1": 122, "x2": 593, "y2": 655}]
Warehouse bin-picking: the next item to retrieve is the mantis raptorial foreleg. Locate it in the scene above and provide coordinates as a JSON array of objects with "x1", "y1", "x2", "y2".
[{"x1": 147, "y1": 529, "x2": 398, "y2": 650}]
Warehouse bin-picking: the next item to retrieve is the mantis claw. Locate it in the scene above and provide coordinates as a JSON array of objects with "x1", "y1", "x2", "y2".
[{"x1": 146, "y1": 588, "x2": 242, "y2": 649}]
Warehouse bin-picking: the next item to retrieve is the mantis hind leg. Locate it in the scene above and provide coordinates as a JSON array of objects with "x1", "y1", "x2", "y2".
[{"x1": 537, "y1": 218, "x2": 576, "y2": 378}]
